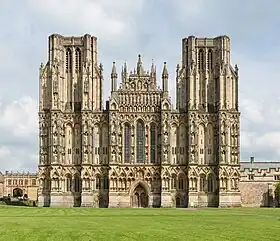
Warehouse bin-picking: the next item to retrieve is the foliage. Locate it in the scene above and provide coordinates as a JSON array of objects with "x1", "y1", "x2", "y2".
[
  {"x1": 275, "y1": 181, "x2": 280, "y2": 197},
  {"x1": 0, "y1": 199, "x2": 37, "y2": 207},
  {"x1": 0, "y1": 207, "x2": 280, "y2": 241},
  {"x1": 275, "y1": 181, "x2": 280, "y2": 207}
]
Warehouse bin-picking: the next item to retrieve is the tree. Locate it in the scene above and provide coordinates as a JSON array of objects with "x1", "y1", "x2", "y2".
[{"x1": 275, "y1": 181, "x2": 280, "y2": 207}]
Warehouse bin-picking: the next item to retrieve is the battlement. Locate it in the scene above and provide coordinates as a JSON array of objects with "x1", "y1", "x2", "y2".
[{"x1": 4, "y1": 171, "x2": 37, "y2": 177}]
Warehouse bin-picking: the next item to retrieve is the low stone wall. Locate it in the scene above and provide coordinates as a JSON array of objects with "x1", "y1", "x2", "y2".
[{"x1": 239, "y1": 182, "x2": 275, "y2": 207}]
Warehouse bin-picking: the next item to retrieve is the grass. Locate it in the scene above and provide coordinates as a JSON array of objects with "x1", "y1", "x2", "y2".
[{"x1": 0, "y1": 207, "x2": 279, "y2": 241}]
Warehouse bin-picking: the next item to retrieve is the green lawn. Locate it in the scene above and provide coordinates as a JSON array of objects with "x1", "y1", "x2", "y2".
[{"x1": 0, "y1": 207, "x2": 279, "y2": 241}]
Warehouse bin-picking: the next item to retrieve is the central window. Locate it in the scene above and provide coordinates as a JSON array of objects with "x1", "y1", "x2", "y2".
[
  {"x1": 136, "y1": 120, "x2": 145, "y2": 163},
  {"x1": 150, "y1": 123, "x2": 156, "y2": 163},
  {"x1": 124, "y1": 123, "x2": 131, "y2": 163}
]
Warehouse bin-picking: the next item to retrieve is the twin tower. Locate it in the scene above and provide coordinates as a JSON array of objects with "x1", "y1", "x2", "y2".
[{"x1": 38, "y1": 34, "x2": 240, "y2": 208}]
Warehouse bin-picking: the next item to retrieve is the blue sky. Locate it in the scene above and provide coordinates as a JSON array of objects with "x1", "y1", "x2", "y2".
[{"x1": 0, "y1": 0, "x2": 280, "y2": 172}]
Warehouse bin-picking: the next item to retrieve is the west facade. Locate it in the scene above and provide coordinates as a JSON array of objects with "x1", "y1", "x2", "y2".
[{"x1": 38, "y1": 34, "x2": 241, "y2": 208}]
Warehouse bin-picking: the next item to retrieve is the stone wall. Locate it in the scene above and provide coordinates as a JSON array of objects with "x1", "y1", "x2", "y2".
[
  {"x1": 0, "y1": 182, "x2": 3, "y2": 197},
  {"x1": 239, "y1": 182, "x2": 275, "y2": 207}
]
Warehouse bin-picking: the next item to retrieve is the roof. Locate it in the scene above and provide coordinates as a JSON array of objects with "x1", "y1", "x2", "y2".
[{"x1": 240, "y1": 161, "x2": 280, "y2": 170}]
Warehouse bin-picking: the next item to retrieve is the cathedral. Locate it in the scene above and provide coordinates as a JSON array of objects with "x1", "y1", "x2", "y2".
[{"x1": 38, "y1": 34, "x2": 241, "y2": 208}]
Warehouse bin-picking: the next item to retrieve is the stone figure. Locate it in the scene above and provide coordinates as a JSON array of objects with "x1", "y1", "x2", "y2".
[{"x1": 111, "y1": 134, "x2": 116, "y2": 145}]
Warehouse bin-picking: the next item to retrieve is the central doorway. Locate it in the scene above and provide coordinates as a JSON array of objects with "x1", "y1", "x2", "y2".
[
  {"x1": 13, "y1": 188, "x2": 23, "y2": 197},
  {"x1": 132, "y1": 184, "x2": 148, "y2": 208}
]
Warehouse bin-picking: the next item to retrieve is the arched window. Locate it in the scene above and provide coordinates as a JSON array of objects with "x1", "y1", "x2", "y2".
[
  {"x1": 124, "y1": 123, "x2": 131, "y2": 163},
  {"x1": 66, "y1": 48, "x2": 72, "y2": 72},
  {"x1": 207, "y1": 49, "x2": 213, "y2": 70},
  {"x1": 66, "y1": 175, "x2": 71, "y2": 192},
  {"x1": 178, "y1": 175, "x2": 185, "y2": 190},
  {"x1": 198, "y1": 49, "x2": 204, "y2": 70},
  {"x1": 171, "y1": 175, "x2": 176, "y2": 190},
  {"x1": 199, "y1": 174, "x2": 206, "y2": 192},
  {"x1": 74, "y1": 175, "x2": 80, "y2": 192},
  {"x1": 103, "y1": 176, "x2": 109, "y2": 190},
  {"x1": 150, "y1": 123, "x2": 156, "y2": 163},
  {"x1": 75, "y1": 48, "x2": 81, "y2": 72},
  {"x1": 96, "y1": 175, "x2": 101, "y2": 189},
  {"x1": 136, "y1": 120, "x2": 145, "y2": 163},
  {"x1": 207, "y1": 174, "x2": 214, "y2": 192}
]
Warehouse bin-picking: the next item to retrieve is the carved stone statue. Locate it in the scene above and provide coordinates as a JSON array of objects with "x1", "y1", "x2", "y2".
[
  {"x1": 112, "y1": 153, "x2": 116, "y2": 162},
  {"x1": 111, "y1": 134, "x2": 116, "y2": 145},
  {"x1": 84, "y1": 153, "x2": 88, "y2": 163},
  {"x1": 191, "y1": 132, "x2": 195, "y2": 144},
  {"x1": 84, "y1": 80, "x2": 89, "y2": 92},
  {"x1": 111, "y1": 122, "x2": 116, "y2": 133},
  {"x1": 190, "y1": 152, "x2": 195, "y2": 163},
  {"x1": 164, "y1": 134, "x2": 168, "y2": 144},
  {"x1": 163, "y1": 153, "x2": 168, "y2": 163},
  {"x1": 53, "y1": 81, "x2": 58, "y2": 93},
  {"x1": 221, "y1": 133, "x2": 225, "y2": 145},
  {"x1": 53, "y1": 94, "x2": 58, "y2": 108}
]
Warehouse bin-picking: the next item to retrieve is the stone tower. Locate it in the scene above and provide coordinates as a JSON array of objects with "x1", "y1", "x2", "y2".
[
  {"x1": 38, "y1": 34, "x2": 104, "y2": 207},
  {"x1": 177, "y1": 36, "x2": 240, "y2": 207},
  {"x1": 38, "y1": 34, "x2": 241, "y2": 208}
]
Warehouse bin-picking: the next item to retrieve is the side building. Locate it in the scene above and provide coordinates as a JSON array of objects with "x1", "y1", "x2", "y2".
[
  {"x1": 37, "y1": 34, "x2": 241, "y2": 208},
  {"x1": 0, "y1": 158, "x2": 279, "y2": 206},
  {"x1": 0, "y1": 171, "x2": 38, "y2": 200},
  {"x1": 240, "y1": 157, "x2": 280, "y2": 207}
]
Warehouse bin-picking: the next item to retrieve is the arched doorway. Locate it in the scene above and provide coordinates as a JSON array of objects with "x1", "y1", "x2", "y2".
[
  {"x1": 131, "y1": 184, "x2": 148, "y2": 208},
  {"x1": 176, "y1": 197, "x2": 181, "y2": 208},
  {"x1": 13, "y1": 188, "x2": 23, "y2": 197}
]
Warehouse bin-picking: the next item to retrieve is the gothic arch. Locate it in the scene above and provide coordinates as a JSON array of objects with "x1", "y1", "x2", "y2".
[
  {"x1": 207, "y1": 49, "x2": 213, "y2": 70},
  {"x1": 198, "y1": 49, "x2": 204, "y2": 70},
  {"x1": 170, "y1": 124, "x2": 178, "y2": 164},
  {"x1": 65, "y1": 47, "x2": 72, "y2": 72},
  {"x1": 207, "y1": 173, "x2": 215, "y2": 192},
  {"x1": 171, "y1": 173, "x2": 177, "y2": 190},
  {"x1": 123, "y1": 122, "x2": 131, "y2": 164},
  {"x1": 129, "y1": 180, "x2": 150, "y2": 196},
  {"x1": 136, "y1": 119, "x2": 145, "y2": 163},
  {"x1": 206, "y1": 123, "x2": 214, "y2": 164},
  {"x1": 177, "y1": 173, "x2": 186, "y2": 190},
  {"x1": 75, "y1": 47, "x2": 81, "y2": 72},
  {"x1": 150, "y1": 122, "x2": 156, "y2": 163},
  {"x1": 198, "y1": 123, "x2": 206, "y2": 164},
  {"x1": 65, "y1": 173, "x2": 72, "y2": 192},
  {"x1": 199, "y1": 173, "x2": 207, "y2": 192}
]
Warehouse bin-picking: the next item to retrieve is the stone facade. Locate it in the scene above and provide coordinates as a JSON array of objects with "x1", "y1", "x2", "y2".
[
  {"x1": 0, "y1": 171, "x2": 38, "y2": 200},
  {"x1": 240, "y1": 157, "x2": 280, "y2": 207},
  {"x1": 37, "y1": 34, "x2": 241, "y2": 208}
]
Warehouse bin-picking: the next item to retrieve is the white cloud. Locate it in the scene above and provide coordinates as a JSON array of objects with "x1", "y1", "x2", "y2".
[
  {"x1": 0, "y1": 96, "x2": 38, "y2": 138},
  {"x1": 1, "y1": 0, "x2": 280, "y2": 172},
  {"x1": 0, "y1": 146, "x2": 11, "y2": 159},
  {"x1": 0, "y1": 146, "x2": 21, "y2": 171},
  {"x1": 26, "y1": 0, "x2": 145, "y2": 41}
]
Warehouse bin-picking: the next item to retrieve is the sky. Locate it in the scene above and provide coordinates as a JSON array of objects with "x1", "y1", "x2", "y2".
[{"x1": 0, "y1": 0, "x2": 280, "y2": 172}]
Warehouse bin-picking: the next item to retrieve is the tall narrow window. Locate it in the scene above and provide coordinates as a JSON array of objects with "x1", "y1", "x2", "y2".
[
  {"x1": 198, "y1": 49, "x2": 204, "y2": 70},
  {"x1": 150, "y1": 123, "x2": 156, "y2": 163},
  {"x1": 66, "y1": 48, "x2": 72, "y2": 72},
  {"x1": 207, "y1": 174, "x2": 214, "y2": 192},
  {"x1": 124, "y1": 123, "x2": 131, "y2": 163},
  {"x1": 75, "y1": 48, "x2": 81, "y2": 72},
  {"x1": 200, "y1": 174, "x2": 206, "y2": 192},
  {"x1": 74, "y1": 175, "x2": 80, "y2": 192},
  {"x1": 207, "y1": 49, "x2": 213, "y2": 70},
  {"x1": 66, "y1": 175, "x2": 71, "y2": 192},
  {"x1": 136, "y1": 120, "x2": 145, "y2": 163}
]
